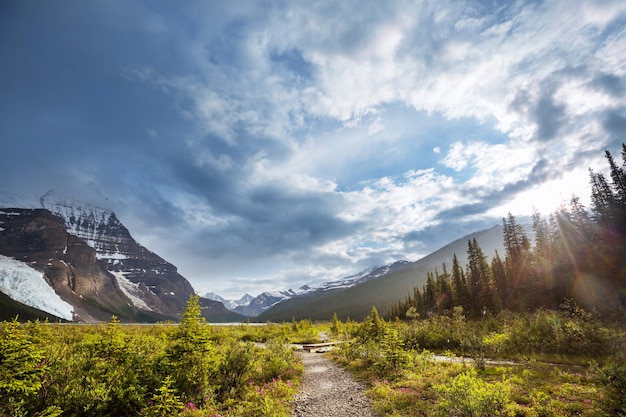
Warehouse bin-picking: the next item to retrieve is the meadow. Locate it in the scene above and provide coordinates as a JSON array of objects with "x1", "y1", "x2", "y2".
[
  {"x1": 2, "y1": 298, "x2": 625, "y2": 416},
  {"x1": 331, "y1": 305, "x2": 626, "y2": 417},
  {"x1": 0, "y1": 295, "x2": 308, "y2": 417}
]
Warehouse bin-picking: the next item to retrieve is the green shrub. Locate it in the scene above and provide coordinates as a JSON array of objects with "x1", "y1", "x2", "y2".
[
  {"x1": 595, "y1": 354, "x2": 626, "y2": 416},
  {"x1": 139, "y1": 376, "x2": 184, "y2": 417},
  {"x1": 375, "y1": 326, "x2": 409, "y2": 377},
  {"x1": 435, "y1": 368, "x2": 513, "y2": 417},
  {"x1": 216, "y1": 341, "x2": 255, "y2": 401},
  {"x1": 0, "y1": 319, "x2": 47, "y2": 415}
]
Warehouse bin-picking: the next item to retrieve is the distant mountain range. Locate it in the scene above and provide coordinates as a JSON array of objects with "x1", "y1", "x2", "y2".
[
  {"x1": 0, "y1": 190, "x2": 518, "y2": 324},
  {"x1": 206, "y1": 261, "x2": 412, "y2": 317},
  {"x1": 256, "y1": 225, "x2": 509, "y2": 322}
]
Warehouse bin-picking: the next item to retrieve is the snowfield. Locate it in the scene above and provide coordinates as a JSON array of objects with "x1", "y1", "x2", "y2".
[
  {"x1": 111, "y1": 271, "x2": 153, "y2": 311},
  {"x1": 0, "y1": 254, "x2": 74, "y2": 320}
]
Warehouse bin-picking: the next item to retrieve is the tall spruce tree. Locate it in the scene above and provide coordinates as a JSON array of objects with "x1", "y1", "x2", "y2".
[
  {"x1": 467, "y1": 238, "x2": 494, "y2": 317},
  {"x1": 491, "y1": 251, "x2": 506, "y2": 311},
  {"x1": 451, "y1": 253, "x2": 470, "y2": 313},
  {"x1": 502, "y1": 213, "x2": 531, "y2": 309}
]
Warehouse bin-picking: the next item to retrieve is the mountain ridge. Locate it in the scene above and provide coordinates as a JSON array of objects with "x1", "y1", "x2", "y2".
[
  {"x1": 207, "y1": 261, "x2": 412, "y2": 317},
  {"x1": 257, "y1": 225, "x2": 508, "y2": 322}
]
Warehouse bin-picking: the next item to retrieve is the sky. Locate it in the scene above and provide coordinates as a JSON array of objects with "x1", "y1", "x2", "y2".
[{"x1": 1, "y1": 1, "x2": 625, "y2": 299}]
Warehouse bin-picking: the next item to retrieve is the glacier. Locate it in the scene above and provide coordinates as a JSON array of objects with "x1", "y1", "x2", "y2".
[
  {"x1": 111, "y1": 271, "x2": 153, "y2": 311},
  {"x1": 0, "y1": 254, "x2": 74, "y2": 320}
]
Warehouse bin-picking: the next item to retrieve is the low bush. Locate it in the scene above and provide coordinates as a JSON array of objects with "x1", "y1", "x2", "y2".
[{"x1": 435, "y1": 368, "x2": 513, "y2": 417}]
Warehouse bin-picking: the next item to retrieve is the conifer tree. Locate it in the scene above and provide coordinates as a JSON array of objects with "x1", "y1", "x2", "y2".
[
  {"x1": 467, "y1": 238, "x2": 494, "y2": 317},
  {"x1": 590, "y1": 169, "x2": 617, "y2": 229},
  {"x1": 423, "y1": 272, "x2": 437, "y2": 315},
  {"x1": 451, "y1": 253, "x2": 469, "y2": 313},
  {"x1": 436, "y1": 263, "x2": 454, "y2": 313},
  {"x1": 166, "y1": 294, "x2": 218, "y2": 406},
  {"x1": 413, "y1": 285, "x2": 425, "y2": 318},
  {"x1": 502, "y1": 213, "x2": 531, "y2": 309},
  {"x1": 491, "y1": 251, "x2": 506, "y2": 311}
]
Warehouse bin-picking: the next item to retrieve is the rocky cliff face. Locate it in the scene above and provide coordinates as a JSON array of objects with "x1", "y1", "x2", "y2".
[
  {"x1": 39, "y1": 193, "x2": 196, "y2": 318},
  {"x1": 0, "y1": 208, "x2": 135, "y2": 321}
]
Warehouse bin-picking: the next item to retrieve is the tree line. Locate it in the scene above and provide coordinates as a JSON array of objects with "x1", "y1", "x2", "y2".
[{"x1": 388, "y1": 144, "x2": 626, "y2": 321}]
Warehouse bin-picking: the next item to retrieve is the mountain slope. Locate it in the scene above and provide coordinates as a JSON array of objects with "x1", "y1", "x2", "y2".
[
  {"x1": 40, "y1": 192, "x2": 196, "y2": 318},
  {"x1": 0, "y1": 208, "x2": 146, "y2": 321},
  {"x1": 0, "y1": 196, "x2": 239, "y2": 322},
  {"x1": 210, "y1": 261, "x2": 411, "y2": 317},
  {"x1": 257, "y1": 225, "x2": 506, "y2": 322},
  {"x1": 204, "y1": 292, "x2": 254, "y2": 310},
  {"x1": 199, "y1": 297, "x2": 247, "y2": 323},
  {"x1": 0, "y1": 253, "x2": 74, "y2": 320}
]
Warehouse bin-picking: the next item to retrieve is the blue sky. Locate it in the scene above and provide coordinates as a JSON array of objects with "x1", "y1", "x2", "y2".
[{"x1": 1, "y1": 1, "x2": 625, "y2": 298}]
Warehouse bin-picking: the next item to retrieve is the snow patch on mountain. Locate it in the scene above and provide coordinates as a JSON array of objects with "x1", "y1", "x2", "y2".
[
  {"x1": 204, "y1": 292, "x2": 254, "y2": 310},
  {"x1": 39, "y1": 191, "x2": 132, "y2": 261},
  {"x1": 0, "y1": 254, "x2": 74, "y2": 320},
  {"x1": 110, "y1": 271, "x2": 153, "y2": 311}
]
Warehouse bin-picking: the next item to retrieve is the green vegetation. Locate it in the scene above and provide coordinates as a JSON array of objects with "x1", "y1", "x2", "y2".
[
  {"x1": 3, "y1": 147, "x2": 626, "y2": 416},
  {"x1": 332, "y1": 307, "x2": 626, "y2": 416},
  {"x1": 0, "y1": 295, "x2": 305, "y2": 417},
  {"x1": 328, "y1": 146, "x2": 626, "y2": 416}
]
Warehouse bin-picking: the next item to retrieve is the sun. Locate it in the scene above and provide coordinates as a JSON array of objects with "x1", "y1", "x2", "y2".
[{"x1": 488, "y1": 167, "x2": 593, "y2": 218}]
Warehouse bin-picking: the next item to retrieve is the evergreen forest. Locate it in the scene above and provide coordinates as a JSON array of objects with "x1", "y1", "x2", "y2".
[{"x1": 388, "y1": 145, "x2": 626, "y2": 321}]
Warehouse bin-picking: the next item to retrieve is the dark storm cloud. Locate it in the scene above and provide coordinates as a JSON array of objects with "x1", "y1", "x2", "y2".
[
  {"x1": 181, "y1": 189, "x2": 362, "y2": 259},
  {"x1": 510, "y1": 78, "x2": 568, "y2": 143},
  {"x1": 602, "y1": 108, "x2": 626, "y2": 136},
  {"x1": 591, "y1": 73, "x2": 625, "y2": 98},
  {"x1": 534, "y1": 94, "x2": 566, "y2": 142}
]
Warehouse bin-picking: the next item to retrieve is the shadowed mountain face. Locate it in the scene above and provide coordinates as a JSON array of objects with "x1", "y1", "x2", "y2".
[{"x1": 257, "y1": 225, "x2": 507, "y2": 322}]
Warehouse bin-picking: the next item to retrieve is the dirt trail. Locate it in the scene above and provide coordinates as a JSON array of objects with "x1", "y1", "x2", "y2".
[{"x1": 291, "y1": 352, "x2": 377, "y2": 417}]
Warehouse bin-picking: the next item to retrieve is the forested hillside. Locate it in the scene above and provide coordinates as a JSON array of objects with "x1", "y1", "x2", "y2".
[{"x1": 388, "y1": 145, "x2": 626, "y2": 321}]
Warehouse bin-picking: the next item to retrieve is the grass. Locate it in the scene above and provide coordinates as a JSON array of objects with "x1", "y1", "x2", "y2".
[
  {"x1": 328, "y1": 308, "x2": 626, "y2": 417},
  {"x1": 332, "y1": 348, "x2": 607, "y2": 416}
]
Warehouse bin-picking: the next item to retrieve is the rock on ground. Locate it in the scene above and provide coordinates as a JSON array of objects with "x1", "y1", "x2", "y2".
[{"x1": 291, "y1": 351, "x2": 377, "y2": 417}]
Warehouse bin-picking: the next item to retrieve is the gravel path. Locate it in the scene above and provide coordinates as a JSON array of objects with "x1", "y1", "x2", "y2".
[{"x1": 291, "y1": 352, "x2": 378, "y2": 417}]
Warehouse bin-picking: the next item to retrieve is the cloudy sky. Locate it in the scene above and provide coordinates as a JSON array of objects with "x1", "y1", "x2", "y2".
[{"x1": 1, "y1": 1, "x2": 625, "y2": 299}]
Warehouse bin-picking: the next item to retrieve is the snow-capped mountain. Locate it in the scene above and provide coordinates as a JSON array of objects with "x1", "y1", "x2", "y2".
[
  {"x1": 38, "y1": 192, "x2": 196, "y2": 318},
  {"x1": 0, "y1": 192, "x2": 239, "y2": 322},
  {"x1": 204, "y1": 292, "x2": 254, "y2": 310},
  {"x1": 214, "y1": 260, "x2": 412, "y2": 317}
]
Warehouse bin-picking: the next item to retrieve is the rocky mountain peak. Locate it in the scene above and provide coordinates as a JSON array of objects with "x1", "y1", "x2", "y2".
[{"x1": 0, "y1": 191, "x2": 210, "y2": 322}]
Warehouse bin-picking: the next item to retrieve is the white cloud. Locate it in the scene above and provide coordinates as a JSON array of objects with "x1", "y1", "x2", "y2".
[{"x1": 54, "y1": 0, "x2": 626, "y2": 297}]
